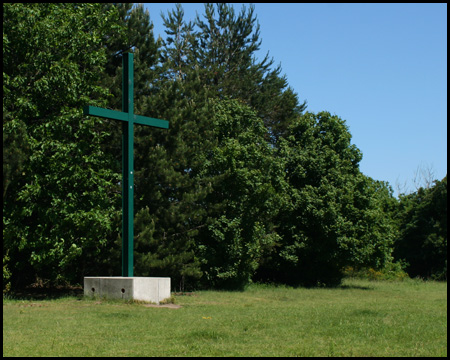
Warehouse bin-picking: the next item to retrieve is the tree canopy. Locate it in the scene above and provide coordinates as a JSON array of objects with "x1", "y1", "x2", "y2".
[
  {"x1": 393, "y1": 176, "x2": 447, "y2": 280},
  {"x1": 3, "y1": 3, "x2": 446, "y2": 292}
]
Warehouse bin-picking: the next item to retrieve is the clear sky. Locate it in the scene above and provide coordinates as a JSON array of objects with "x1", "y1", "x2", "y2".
[{"x1": 143, "y1": 3, "x2": 447, "y2": 197}]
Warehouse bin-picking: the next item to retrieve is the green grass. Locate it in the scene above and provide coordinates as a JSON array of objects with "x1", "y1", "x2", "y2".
[{"x1": 3, "y1": 279, "x2": 447, "y2": 357}]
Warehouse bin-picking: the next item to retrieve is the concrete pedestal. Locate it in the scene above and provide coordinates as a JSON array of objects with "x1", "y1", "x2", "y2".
[{"x1": 84, "y1": 277, "x2": 171, "y2": 304}]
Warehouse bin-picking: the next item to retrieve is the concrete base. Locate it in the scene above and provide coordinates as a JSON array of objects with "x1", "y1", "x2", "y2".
[{"x1": 84, "y1": 277, "x2": 171, "y2": 304}]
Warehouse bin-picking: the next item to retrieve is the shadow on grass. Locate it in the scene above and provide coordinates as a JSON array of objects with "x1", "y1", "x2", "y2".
[
  {"x1": 338, "y1": 284, "x2": 374, "y2": 291},
  {"x1": 247, "y1": 280, "x2": 375, "y2": 291},
  {"x1": 6, "y1": 287, "x2": 84, "y2": 301},
  {"x1": 5, "y1": 280, "x2": 375, "y2": 301}
]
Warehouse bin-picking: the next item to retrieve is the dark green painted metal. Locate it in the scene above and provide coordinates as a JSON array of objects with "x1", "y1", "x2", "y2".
[
  {"x1": 122, "y1": 52, "x2": 133, "y2": 278},
  {"x1": 134, "y1": 114, "x2": 169, "y2": 128},
  {"x1": 83, "y1": 106, "x2": 169, "y2": 128},
  {"x1": 83, "y1": 53, "x2": 169, "y2": 277},
  {"x1": 83, "y1": 106, "x2": 128, "y2": 122}
]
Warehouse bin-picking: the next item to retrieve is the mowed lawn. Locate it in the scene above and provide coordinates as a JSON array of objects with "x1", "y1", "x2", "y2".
[{"x1": 3, "y1": 279, "x2": 447, "y2": 357}]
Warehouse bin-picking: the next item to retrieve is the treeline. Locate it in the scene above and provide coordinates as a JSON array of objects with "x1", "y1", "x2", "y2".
[{"x1": 3, "y1": 3, "x2": 447, "y2": 291}]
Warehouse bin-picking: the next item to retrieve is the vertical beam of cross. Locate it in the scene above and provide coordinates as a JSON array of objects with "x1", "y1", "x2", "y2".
[
  {"x1": 83, "y1": 53, "x2": 169, "y2": 277},
  {"x1": 122, "y1": 52, "x2": 134, "y2": 277}
]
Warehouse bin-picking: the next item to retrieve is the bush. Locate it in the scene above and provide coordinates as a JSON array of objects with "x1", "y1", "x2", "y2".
[
  {"x1": 343, "y1": 262, "x2": 409, "y2": 281},
  {"x1": 3, "y1": 251, "x2": 12, "y2": 294}
]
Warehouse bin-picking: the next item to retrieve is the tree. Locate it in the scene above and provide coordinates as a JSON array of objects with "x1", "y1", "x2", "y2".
[
  {"x1": 193, "y1": 3, "x2": 306, "y2": 141},
  {"x1": 3, "y1": 3, "x2": 123, "y2": 287},
  {"x1": 394, "y1": 175, "x2": 447, "y2": 280},
  {"x1": 101, "y1": 3, "x2": 161, "y2": 113},
  {"x1": 395, "y1": 162, "x2": 437, "y2": 196},
  {"x1": 256, "y1": 112, "x2": 396, "y2": 287},
  {"x1": 195, "y1": 98, "x2": 287, "y2": 289},
  {"x1": 4, "y1": 3, "x2": 406, "y2": 292},
  {"x1": 129, "y1": 3, "x2": 303, "y2": 289}
]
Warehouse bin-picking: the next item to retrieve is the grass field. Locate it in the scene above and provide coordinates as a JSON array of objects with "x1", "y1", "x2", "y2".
[{"x1": 3, "y1": 278, "x2": 447, "y2": 357}]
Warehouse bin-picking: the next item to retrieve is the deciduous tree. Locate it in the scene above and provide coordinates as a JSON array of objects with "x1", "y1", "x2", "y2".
[
  {"x1": 256, "y1": 112, "x2": 396, "y2": 287},
  {"x1": 394, "y1": 175, "x2": 447, "y2": 279},
  {"x1": 3, "y1": 3, "x2": 123, "y2": 286}
]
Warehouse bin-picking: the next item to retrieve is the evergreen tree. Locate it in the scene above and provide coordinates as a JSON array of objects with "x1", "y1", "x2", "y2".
[
  {"x1": 136, "y1": 3, "x2": 303, "y2": 288},
  {"x1": 94, "y1": 3, "x2": 169, "y2": 277},
  {"x1": 130, "y1": 5, "x2": 212, "y2": 288},
  {"x1": 193, "y1": 3, "x2": 306, "y2": 141}
]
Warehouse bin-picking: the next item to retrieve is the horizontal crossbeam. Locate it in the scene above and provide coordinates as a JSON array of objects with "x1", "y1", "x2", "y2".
[{"x1": 83, "y1": 106, "x2": 169, "y2": 129}]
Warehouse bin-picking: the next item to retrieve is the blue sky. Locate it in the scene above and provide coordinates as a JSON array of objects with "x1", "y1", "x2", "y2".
[{"x1": 143, "y1": 3, "x2": 447, "y2": 197}]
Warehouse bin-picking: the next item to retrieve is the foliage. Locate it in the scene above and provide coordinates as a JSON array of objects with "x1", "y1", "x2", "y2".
[
  {"x1": 255, "y1": 112, "x2": 397, "y2": 287},
  {"x1": 343, "y1": 262, "x2": 409, "y2": 281},
  {"x1": 196, "y1": 99, "x2": 287, "y2": 289},
  {"x1": 393, "y1": 175, "x2": 447, "y2": 280},
  {"x1": 3, "y1": 3, "x2": 123, "y2": 286},
  {"x1": 192, "y1": 3, "x2": 306, "y2": 141},
  {"x1": 3, "y1": 250, "x2": 12, "y2": 294},
  {"x1": 3, "y1": 3, "x2": 444, "y2": 292},
  {"x1": 129, "y1": 3, "x2": 306, "y2": 289}
]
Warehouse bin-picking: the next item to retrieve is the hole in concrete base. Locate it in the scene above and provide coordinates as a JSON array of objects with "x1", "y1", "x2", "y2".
[
  {"x1": 91, "y1": 287, "x2": 95, "y2": 292},
  {"x1": 121, "y1": 288, "x2": 125, "y2": 293}
]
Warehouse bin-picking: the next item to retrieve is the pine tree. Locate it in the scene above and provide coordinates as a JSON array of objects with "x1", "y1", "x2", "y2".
[
  {"x1": 134, "y1": 3, "x2": 307, "y2": 288},
  {"x1": 128, "y1": 4, "x2": 211, "y2": 286},
  {"x1": 193, "y1": 3, "x2": 306, "y2": 141}
]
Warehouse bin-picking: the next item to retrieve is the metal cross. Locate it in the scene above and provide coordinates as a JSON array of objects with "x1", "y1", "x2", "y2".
[{"x1": 83, "y1": 52, "x2": 169, "y2": 277}]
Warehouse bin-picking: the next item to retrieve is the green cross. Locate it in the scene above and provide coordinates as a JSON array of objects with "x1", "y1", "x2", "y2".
[{"x1": 83, "y1": 53, "x2": 169, "y2": 277}]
